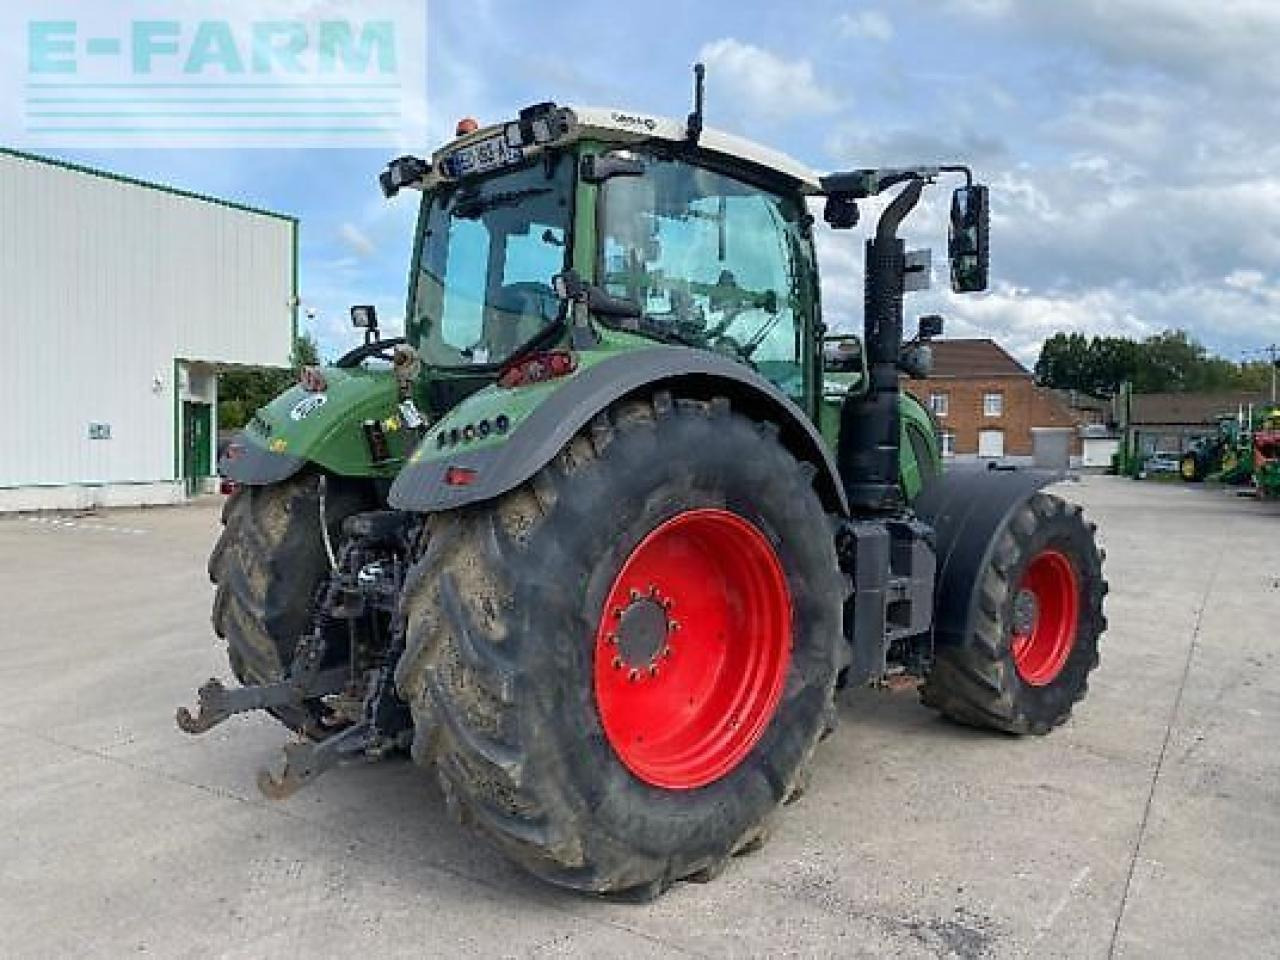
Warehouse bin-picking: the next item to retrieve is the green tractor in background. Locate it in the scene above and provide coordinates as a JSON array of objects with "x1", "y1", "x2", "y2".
[
  {"x1": 1179, "y1": 407, "x2": 1274, "y2": 487},
  {"x1": 1180, "y1": 415, "x2": 1236, "y2": 482},
  {"x1": 180, "y1": 70, "x2": 1107, "y2": 899}
]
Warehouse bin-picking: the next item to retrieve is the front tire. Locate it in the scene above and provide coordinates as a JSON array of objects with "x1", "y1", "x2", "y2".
[
  {"x1": 921, "y1": 492, "x2": 1106, "y2": 735},
  {"x1": 208, "y1": 471, "x2": 370, "y2": 732},
  {"x1": 395, "y1": 395, "x2": 845, "y2": 896}
]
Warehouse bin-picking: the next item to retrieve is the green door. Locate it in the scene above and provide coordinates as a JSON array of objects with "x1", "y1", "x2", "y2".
[{"x1": 183, "y1": 402, "x2": 212, "y2": 494}]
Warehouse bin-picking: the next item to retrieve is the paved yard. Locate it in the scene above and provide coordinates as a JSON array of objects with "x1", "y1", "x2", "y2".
[{"x1": 1, "y1": 477, "x2": 1277, "y2": 958}]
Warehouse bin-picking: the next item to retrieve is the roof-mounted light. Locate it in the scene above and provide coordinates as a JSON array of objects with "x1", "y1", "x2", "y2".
[
  {"x1": 499, "y1": 103, "x2": 571, "y2": 151},
  {"x1": 379, "y1": 155, "x2": 430, "y2": 198}
]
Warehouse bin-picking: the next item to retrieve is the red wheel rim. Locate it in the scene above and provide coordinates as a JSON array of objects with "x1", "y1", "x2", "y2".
[
  {"x1": 593, "y1": 509, "x2": 792, "y2": 790},
  {"x1": 1010, "y1": 549, "x2": 1080, "y2": 686}
]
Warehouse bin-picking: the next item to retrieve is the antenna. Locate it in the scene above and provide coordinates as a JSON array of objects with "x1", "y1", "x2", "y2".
[{"x1": 686, "y1": 62, "x2": 705, "y2": 143}]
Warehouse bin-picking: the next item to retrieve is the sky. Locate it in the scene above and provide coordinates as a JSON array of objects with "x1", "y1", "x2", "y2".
[{"x1": 19, "y1": 0, "x2": 1280, "y2": 366}]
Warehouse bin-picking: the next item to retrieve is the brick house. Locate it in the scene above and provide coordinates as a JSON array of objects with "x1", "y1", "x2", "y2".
[{"x1": 907, "y1": 339, "x2": 1084, "y2": 461}]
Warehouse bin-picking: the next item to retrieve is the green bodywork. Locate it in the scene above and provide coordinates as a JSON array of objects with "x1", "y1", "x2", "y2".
[
  {"x1": 234, "y1": 135, "x2": 943, "y2": 504},
  {"x1": 244, "y1": 367, "x2": 413, "y2": 479}
]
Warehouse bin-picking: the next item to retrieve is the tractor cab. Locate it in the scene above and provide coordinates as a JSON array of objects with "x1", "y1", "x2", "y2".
[
  {"x1": 377, "y1": 100, "x2": 984, "y2": 496},
  {"x1": 381, "y1": 102, "x2": 829, "y2": 416}
]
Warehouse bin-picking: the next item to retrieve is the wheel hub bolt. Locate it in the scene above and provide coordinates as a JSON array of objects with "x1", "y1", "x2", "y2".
[{"x1": 1012, "y1": 588, "x2": 1039, "y2": 635}]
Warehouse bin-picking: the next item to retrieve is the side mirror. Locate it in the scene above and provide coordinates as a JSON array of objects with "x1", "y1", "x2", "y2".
[
  {"x1": 351, "y1": 304, "x2": 378, "y2": 332},
  {"x1": 917, "y1": 314, "x2": 944, "y2": 340},
  {"x1": 948, "y1": 184, "x2": 990, "y2": 293}
]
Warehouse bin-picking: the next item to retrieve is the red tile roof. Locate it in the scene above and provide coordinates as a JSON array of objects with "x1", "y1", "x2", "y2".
[{"x1": 927, "y1": 339, "x2": 1029, "y2": 378}]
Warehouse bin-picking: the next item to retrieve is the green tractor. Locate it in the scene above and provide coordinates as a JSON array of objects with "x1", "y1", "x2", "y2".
[{"x1": 180, "y1": 70, "x2": 1107, "y2": 899}]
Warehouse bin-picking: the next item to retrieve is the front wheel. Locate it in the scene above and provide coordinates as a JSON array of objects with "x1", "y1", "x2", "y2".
[
  {"x1": 921, "y1": 492, "x2": 1107, "y2": 735},
  {"x1": 395, "y1": 395, "x2": 845, "y2": 897},
  {"x1": 208, "y1": 471, "x2": 370, "y2": 733}
]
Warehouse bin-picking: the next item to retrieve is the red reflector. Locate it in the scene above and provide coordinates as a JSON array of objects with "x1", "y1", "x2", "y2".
[
  {"x1": 444, "y1": 466, "x2": 478, "y2": 487},
  {"x1": 498, "y1": 351, "x2": 577, "y2": 389}
]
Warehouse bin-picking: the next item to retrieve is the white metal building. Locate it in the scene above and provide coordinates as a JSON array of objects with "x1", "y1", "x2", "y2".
[{"x1": 0, "y1": 149, "x2": 296, "y2": 512}]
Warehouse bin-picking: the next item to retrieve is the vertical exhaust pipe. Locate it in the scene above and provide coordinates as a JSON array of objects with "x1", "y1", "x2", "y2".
[{"x1": 839, "y1": 178, "x2": 924, "y2": 512}]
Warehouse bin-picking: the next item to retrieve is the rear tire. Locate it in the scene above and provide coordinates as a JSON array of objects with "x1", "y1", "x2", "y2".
[
  {"x1": 208, "y1": 471, "x2": 370, "y2": 733},
  {"x1": 921, "y1": 492, "x2": 1106, "y2": 735},
  {"x1": 395, "y1": 395, "x2": 845, "y2": 896}
]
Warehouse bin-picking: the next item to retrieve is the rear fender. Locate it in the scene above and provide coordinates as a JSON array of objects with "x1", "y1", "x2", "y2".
[{"x1": 389, "y1": 347, "x2": 849, "y2": 515}]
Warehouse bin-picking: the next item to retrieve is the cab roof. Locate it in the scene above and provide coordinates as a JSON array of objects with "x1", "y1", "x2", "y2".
[
  {"x1": 434, "y1": 103, "x2": 823, "y2": 194},
  {"x1": 568, "y1": 106, "x2": 822, "y2": 193}
]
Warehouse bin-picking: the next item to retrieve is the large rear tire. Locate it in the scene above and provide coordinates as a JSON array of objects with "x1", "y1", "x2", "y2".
[
  {"x1": 395, "y1": 395, "x2": 845, "y2": 897},
  {"x1": 921, "y1": 492, "x2": 1106, "y2": 735},
  {"x1": 208, "y1": 471, "x2": 370, "y2": 733}
]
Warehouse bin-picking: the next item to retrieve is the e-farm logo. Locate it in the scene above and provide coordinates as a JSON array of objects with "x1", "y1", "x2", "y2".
[{"x1": 2, "y1": 1, "x2": 426, "y2": 148}]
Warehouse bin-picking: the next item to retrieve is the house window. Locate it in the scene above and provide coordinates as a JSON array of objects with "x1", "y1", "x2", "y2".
[
  {"x1": 940, "y1": 431, "x2": 956, "y2": 457},
  {"x1": 929, "y1": 392, "x2": 949, "y2": 417},
  {"x1": 983, "y1": 392, "x2": 1004, "y2": 417}
]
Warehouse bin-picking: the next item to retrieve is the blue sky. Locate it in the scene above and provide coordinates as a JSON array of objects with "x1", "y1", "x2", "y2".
[{"x1": 23, "y1": 0, "x2": 1280, "y2": 365}]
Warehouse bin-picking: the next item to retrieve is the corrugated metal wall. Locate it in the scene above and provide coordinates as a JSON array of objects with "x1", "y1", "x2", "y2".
[{"x1": 0, "y1": 151, "x2": 294, "y2": 489}]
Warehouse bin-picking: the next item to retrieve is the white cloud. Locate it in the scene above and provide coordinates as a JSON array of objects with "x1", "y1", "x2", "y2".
[
  {"x1": 925, "y1": 0, "x2": 1280, "y2": 93},
  {"x1": 338, "y1": 222, "x2": 376, "y2": 258},
  {"x1": 697, "y1": 39, "x2": 842, "y2": 119},
  {"x1": 1225, "y1": 269, "x2": 1266, "y2": 291},
  {"x1": 836, "y1": 10, "x2": 894, "y2": 42}
]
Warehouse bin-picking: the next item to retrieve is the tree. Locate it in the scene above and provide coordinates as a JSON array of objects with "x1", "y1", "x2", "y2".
[
  {"x1": 1131, "y1": 330, "x2": 1205, "y2": 393},
  {"x1": 1035, "y1": 332, "x2": 1092, "y2": 392},
  {"x1": 1085, "y1": 337, "x2": 1140, "y2": 397},
  {"x1": 217, "y1": 333, "x2": 319, "y2": 430},
  {"x1": 1034, "y1": 328, "x2": 1265, "y2": 396}
]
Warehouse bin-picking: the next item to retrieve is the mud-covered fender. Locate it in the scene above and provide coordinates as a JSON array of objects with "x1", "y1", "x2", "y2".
[
  {"x1": 389, "y1": 347, "x2": 850, "y2": 515},
  {"x1": 221, "y1": 368, "x2": 406, "y2": 485},
  {"x1": 913, "y1": 466, "x2": 1063, "y2": 650},
  {"x1": 219, "y1": 434, "x2": 306, "y2": 485}
]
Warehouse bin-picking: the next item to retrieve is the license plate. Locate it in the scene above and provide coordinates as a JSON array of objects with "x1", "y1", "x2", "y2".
[{"x1": 444, "y1": 134, "x2": 523, "y2": 178}]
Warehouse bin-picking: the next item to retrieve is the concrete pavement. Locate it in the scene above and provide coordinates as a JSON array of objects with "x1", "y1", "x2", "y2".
[{"x1": 1, "y1": 476, "x2": 1277, "y2": 958}]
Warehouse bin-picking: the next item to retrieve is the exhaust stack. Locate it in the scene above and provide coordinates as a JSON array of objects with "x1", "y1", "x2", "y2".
[{"x1": 837, "y1": 179, "x2": 925, "y2": 513}]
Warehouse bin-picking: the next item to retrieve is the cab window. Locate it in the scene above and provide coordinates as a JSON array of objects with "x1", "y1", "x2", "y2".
[{"x1": 600, "y1": 153, "x2": 811, "y2": 400}]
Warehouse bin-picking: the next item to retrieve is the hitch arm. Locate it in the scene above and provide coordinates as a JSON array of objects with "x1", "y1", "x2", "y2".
[
  {"x1": 175, "y1": 670, "x2": 347, "y2": 735},
  {"x1": 256, "y1": 720, "x2": 375, "y2": 800}
]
